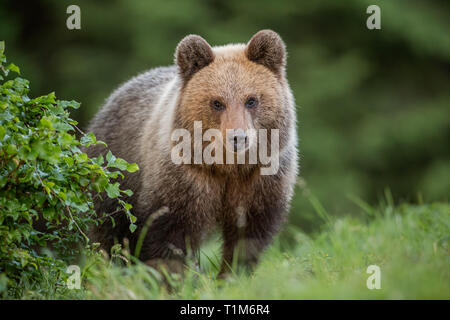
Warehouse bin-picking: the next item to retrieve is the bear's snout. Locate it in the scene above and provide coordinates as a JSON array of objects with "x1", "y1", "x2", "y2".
[{"x1": 228, "y1": 129, "x2": 249, "y2": 153}]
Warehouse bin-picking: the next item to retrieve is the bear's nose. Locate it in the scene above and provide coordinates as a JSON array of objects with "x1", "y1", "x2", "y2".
[{"x1": 229, "y1": 130, "x2": 248, "y2": 152}]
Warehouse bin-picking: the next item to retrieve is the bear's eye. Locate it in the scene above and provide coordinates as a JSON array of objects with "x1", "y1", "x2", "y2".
[
  {"x1": 211, "y1": 100, "x2": 225, "y2": 111},
  {"x1": 245, "y1": 97, "x2": 258, "y2": 109}
]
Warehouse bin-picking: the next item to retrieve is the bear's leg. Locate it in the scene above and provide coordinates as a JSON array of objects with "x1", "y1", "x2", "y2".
[
  {"x1": 219, "y1": 210, "x2": 282, "y2": 278},
  {"x1": 137, "y1": 212, "x2": 196, "y2": 276}
]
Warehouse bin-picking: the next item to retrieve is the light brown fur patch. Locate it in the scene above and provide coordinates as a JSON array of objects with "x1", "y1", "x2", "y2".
[{"x1": 174, "y1": 44, "x2": 291, "y2": 173}]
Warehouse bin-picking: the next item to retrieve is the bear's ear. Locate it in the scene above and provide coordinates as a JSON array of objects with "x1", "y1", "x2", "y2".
[
  {"x1": 245, "y1": 30, "x2": 286, "y2": 75},
  {"x1": 175, "y1": 35, "x2": 214, "y2": 82}
]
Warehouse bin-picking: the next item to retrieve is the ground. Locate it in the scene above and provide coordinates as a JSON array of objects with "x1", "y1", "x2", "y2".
[{"x1": 19, "y1": 202, "x2": 450, "y2": 299}]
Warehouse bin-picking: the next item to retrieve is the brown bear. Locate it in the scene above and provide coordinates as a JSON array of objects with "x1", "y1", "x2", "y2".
[{"x1": 85, "y1": 30, "x2": 298, "y2": 276}]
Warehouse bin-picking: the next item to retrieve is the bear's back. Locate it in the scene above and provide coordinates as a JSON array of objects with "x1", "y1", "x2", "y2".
[{"x1": 86, "y1": 66, "x2": 177, "y2": 165}]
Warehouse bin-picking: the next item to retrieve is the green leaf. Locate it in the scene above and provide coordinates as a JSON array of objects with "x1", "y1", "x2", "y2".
[
  {"x1": 80, "y1": 132, "x2": 97, "y2": 147},
  {"x1": 0, "y1": 125, "x2": 5, "y2": 140},
  {"x1": 6, "y1": 144, "x2": 17, "y2": 155},
  {"x1": 75, "y1": 152, "x2": 88, "y2": 163},
  {"x1": 129, "y1": 223, "x2": 137, "y2": 233},
  {"x1": 58, "y1": 192, "x2": 67, "y2": 201},
  {"x1": 110, "y1": 216, "x2": 116, "y2": 228},
  {"x1": 43, "y1": 207, "x2": 56, "y2": 221},
  {"x1": 39, "y1": 117, "x2": 53, "y2": 129},
  {"x1": 111, "y1": 158, "x2": 128, "y2": 170},
  {"x1": 105, "y1": 182, "x2": 120, "y2": 198},
  {"x1": 7, "y1": 63, "x2": 20, "y2": 74},
  {"x1": 127, "y1": 163, "x2": 139, "y2": 173},
  {"x1": 79, "y1": 177, "x2": 90, "y2": 187},
  {"x1": 58, "y1": 133, "x2": 74, "y2": 147},
  {"x1": 64, "y1": 156, "x2": 74, "y2": 166},
  {"x1": 93, "y1": 154, "x2": 104, "y2": 166},
  {"x1": 106, "y1": 151, "x2": 114, "y2": 163},
  {"x1": 121, "y1": 189, "x2": 133, "y2": 197}
]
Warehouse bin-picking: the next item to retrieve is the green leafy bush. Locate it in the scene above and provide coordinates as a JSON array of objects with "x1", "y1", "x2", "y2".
[{"x1": 0, "y1": 42, "x2": 138, "y2": 298}]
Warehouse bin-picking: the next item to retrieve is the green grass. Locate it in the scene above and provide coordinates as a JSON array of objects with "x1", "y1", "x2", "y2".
[{"x1": 17, "y1": 202, "x2": 450, "y2": 299}]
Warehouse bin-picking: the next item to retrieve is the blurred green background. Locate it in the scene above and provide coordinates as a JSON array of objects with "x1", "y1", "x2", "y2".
[{"x1": 1, "y1": 0, "x2": 449, "y2": 233}]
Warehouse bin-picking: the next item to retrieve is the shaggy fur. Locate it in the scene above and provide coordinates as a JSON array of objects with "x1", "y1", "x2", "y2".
[{"x1": 85, "y1": 30, "x2": 298, "y2": 275}]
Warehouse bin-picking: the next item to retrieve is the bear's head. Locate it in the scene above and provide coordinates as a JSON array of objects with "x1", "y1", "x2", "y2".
[{"x1": 172, "y1": 30, "x2": 293, "y2": 174}]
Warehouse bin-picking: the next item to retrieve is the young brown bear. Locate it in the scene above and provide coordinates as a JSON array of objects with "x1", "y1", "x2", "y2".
[{"x1": 86, "y1": 30, "x2": 298, "y2": 276}]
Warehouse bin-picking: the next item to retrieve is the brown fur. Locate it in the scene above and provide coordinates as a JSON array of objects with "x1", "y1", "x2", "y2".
[{"x1": 85, "y1": 30, "x2": 298, "y2": 276}]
